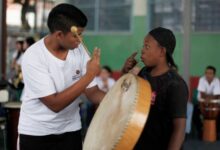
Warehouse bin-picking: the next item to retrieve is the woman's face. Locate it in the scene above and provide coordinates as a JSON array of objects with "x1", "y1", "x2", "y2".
[
  {"x1": 141, "y1": 34, "x2": 163, "y2": 67},
  {"x1": 16, "y1": 42, "x2": 23, "y2": 51},
  {"x1": 23, "y1": 41, "x2": 28, "y2": 50}
]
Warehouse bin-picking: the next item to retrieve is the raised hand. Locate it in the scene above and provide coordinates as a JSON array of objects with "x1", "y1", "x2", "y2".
[
  {"x1": 86, "y1": 47, "x2": 101, "y2": 77},
  {"x1": 122, "y1": 52, "x2": 138, "y2": 73}
]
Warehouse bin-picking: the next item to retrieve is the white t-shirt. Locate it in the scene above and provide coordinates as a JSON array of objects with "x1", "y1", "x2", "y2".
[
  {"x1": 12, "y1": 50, "x2": 23, "y2": 66},
  {"x1": 16, "y1": 53, "x2": 23, "y2": 66},
  {"x1": 12, "y1": 50, "x2": 18, "y2": 59},
  {"x1": 96, "y1": 77, "x2": 115, "y2": 92},
  {"x1": 18, "y1": 37, "x2": 97, "y2": 136},
  {"x1": 197, "y1": 76, "x2": 220, "y2": 99}
]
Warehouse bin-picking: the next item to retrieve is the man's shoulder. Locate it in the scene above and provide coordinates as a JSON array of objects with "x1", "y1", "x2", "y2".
[
  {"x1": 200, "y1": 76, "x2": 206, "y2": 80},
  {"x1": 213, "y1": 77, "x2": 220, "y2": 82},
  {"x1": 24, "y1": 39, "x2": 44, "y2": 57},
  {"x1": 23, "y1": 39, "x2": 46, "y2": 65},
  {"x1": 212, "y1": 77, "x2": 220, "y2": 85}
]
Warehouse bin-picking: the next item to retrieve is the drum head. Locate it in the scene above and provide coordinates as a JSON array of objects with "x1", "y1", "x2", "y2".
[{"x1": 83, "y1": 73, "x2": 152, "y2": 150}]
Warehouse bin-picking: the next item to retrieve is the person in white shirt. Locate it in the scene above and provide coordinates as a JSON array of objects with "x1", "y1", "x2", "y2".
[
  {"x1": 97, "y1": 66, "x2": 116, "y2": 92},
  {"x1": 197, "y1": 66, "x2": 220, "y2": 100},
  {"x1": 11, "y1": 37, "x2": 24, "y2": 70},
  {"x1": 197, "y1": 66, "x2": 220, "y2": 139},
  {"x1": 18, "y1": 4, "x2": 105, "y2": 150}
]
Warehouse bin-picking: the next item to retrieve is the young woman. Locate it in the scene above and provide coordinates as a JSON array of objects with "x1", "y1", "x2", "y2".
[{"x1": 122, "y1": 27, "x2": 188, "y2": 150}]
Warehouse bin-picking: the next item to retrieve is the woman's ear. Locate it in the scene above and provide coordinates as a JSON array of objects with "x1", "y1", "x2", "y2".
[{"x1": 160, "y1": 47, "x2": 167, "y2": 57}]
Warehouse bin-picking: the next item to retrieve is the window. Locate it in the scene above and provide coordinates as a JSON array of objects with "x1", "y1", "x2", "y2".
[
  {"x1": 149, "y1": 0, "x2": 220, "y2": 32},
  {"x1": 192, "y1": 0, "x2": 220, "y2": 32},
  {"x1": 148, "y1": 0, "x2": 183, "y2": 32},
  {"x1": 71, "y1": 0, "x2": 132, "y2": 32}
]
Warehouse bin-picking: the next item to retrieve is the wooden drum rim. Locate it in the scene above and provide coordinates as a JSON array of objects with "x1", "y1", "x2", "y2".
[
  {"x1": 199, "y1": 99, "x2": 220, "y2": 104},
  {"x1": 114, "y1": 75, "x2": 152, "y2": 150}
]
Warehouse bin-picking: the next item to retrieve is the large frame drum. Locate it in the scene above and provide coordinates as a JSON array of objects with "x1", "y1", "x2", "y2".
[
  {"x1": 83, "y1": 74, "x2": 152, "y2": 150},
  {"x1": 199, "y1": 99, "x2": 220, "y2": 142}
]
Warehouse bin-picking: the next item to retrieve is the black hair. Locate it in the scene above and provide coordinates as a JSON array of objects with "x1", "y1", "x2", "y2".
[
  {"x1": 25, "y1": 37, "x2": 35, "y2": 47},
  {"x1": 206, "y1": 65, "x2": 216, "y2": 74},
  {"x1": 149, "y1": 27, "x2": 178, "y2": 70},
  {"x1": 16, "y1": 40, "x2": 24, "y2": 45},
  {"x1": 102, "y1": 66, "x2": 113, "y2": 74},
  {"x1": 15, "y1": 41, "x2": 24, "y2": 60},
  {"x1": 166, "y1": 53, "x2": 178, "y2": 70},
  {"x1": 47, "y1": 3, "x2": 87, "y2": 33}
]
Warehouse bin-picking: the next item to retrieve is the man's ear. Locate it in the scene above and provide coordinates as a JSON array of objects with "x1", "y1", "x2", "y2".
[{"x1": 54, "y1": 31, "x2": 64, "y2": 40}]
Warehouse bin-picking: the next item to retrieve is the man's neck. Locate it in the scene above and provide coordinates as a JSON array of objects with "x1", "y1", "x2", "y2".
[
  {"x1": 44, "y1": 35, "x2": 68, "y2": 60},
  {"x1": 207, "y1": 78, "x2": 214, "y2": 85}
]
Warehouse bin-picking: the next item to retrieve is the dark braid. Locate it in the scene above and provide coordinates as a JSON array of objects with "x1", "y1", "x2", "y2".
[{"x1": 166, "y1": 53, "x2": 178, "y2": 70}]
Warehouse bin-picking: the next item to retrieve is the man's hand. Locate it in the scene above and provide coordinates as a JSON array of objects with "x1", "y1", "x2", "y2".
[
  {"x1": 86, "y1": 47, "x2": 101, "y2": 77},
  {"x1": 122, "y1": 52, "x2": 138, "y2": 74}
]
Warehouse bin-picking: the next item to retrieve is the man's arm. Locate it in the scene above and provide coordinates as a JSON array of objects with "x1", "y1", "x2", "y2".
[
  {"x1": 200, "y1": 92, "x2": 220, "y2": 100},
  {"x1": 40, "y1": 49, "x2": 100, "y2": 113},
  {"x1": 84, "y1": 85, "x2": 105, "y2": 104},
  {"x1": 168, "y1": 118, "x2": 186, "y2": 150}
]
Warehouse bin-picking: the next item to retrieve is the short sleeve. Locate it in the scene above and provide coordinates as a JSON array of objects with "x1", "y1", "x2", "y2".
[
  {"x1": 109, "y1": 78, "x2": 116, "y2": 89},
  {"x1": 167, "y1": 80, "x2": 188, "y2": 118},
  {"x1": 197, "y1": 77, "x2": 206, "y2": 92},
  {"x1": 12, "y1": 51, "x2": 17, "y2": 59},
  {"x1": 21, "y1": 54, "x2": 56, "y2": 99},
  {"x1": 79, "y1": 44, "x2": 97, "y2": 88},
  {"x1": 213, "y1": 79, "x2": 220, "y2": 95}
]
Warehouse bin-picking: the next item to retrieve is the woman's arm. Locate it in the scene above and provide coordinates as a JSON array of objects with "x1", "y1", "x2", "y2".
[{"x1": 168, "y1": 118, "x2": 186, "y2": 150}]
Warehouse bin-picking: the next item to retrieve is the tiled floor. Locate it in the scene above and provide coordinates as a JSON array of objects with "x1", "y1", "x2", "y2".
[
  {"x1": 183, "y1": 137, "x2": 220, "y2": 150},
  {"x1": 1, "y1": 132, "x2": 220, "y2": 150}
]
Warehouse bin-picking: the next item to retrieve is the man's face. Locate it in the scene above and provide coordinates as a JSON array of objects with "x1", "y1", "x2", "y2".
[
  {"x1": 141, "y1": 34, "x2": 163, "y2": 67},
  {"x1": 57, "y1": 27, "x2": 84, "y2": 50},
  {"x1": 205, "y1": 69, "x2": 215, "y2": 82}
]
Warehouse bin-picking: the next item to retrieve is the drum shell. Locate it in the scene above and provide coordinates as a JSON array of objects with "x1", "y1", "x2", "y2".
[{"x1": 199, "y1": 100, "x2": 220, "y2": 120}]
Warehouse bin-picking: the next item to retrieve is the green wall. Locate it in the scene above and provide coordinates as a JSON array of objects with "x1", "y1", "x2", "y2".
[
  {"x1": 84, "y1": 16, "x2": 147, "y2": 70},
  {"x1": 84, "y1": 16, "x2": 220, "y2": 77},
  {"x1": 190, "y1": 34, "x2": 220, "y2": 76},
  {"x1": 174, "y1": 33, "x2": 220, "y2": 77}
]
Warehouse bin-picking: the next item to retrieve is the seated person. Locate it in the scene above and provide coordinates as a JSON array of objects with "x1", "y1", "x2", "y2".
[
  {"x1": 197, "y1": 66, "x2": 220, "y2": 100},
  {"x1": 197, "y1": 66, "x2": 220, "y2": 139},
  {"x1": 96, "y1": 66, "x2": 115, "y2": 92}
]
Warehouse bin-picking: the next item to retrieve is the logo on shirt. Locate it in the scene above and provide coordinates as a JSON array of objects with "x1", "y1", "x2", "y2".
[
  {"x1": 72, "y1": 70, "x2": 81, "y2": 81},
  {"x1": 76, "y1": 70, "x2": 80, "y2": 75},
  {"x1": 151, "y1": 91, "x2": 157, "y2": 105}
]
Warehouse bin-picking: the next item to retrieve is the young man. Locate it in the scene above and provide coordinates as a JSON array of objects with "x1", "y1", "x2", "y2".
[
  {"x1": 122, "y1": 27, "x2": 188, "y2": 150},
  {"x1": 18, "y1": 4, "x2": 105, "y2": 150},
  {"x1": 197, "y1": 66, "x2": 220, "y2": 100},
  {"x1": 197, "y1": 66, "x2": 220, "y2": 139}
]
